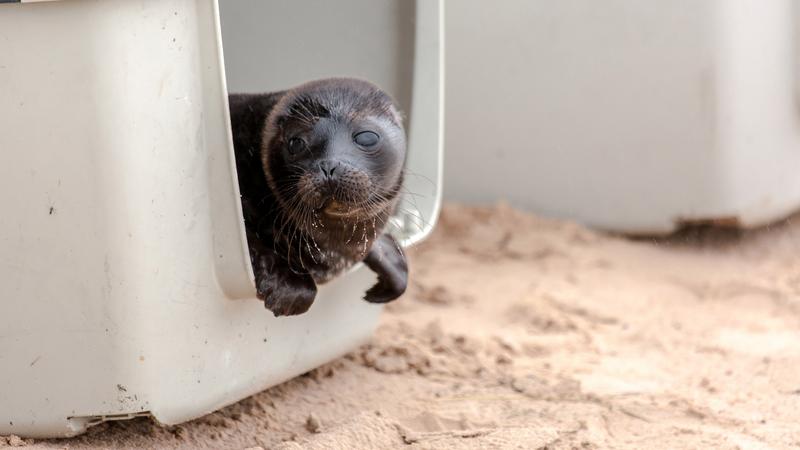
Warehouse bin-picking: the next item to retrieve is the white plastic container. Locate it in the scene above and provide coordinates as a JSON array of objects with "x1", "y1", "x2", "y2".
[
  {"x1": 0, "y1": 0, "x2": 443, "y2": 438},
  {"x1": 444, "y1": 0, "x2": 800, "y2": 234}
]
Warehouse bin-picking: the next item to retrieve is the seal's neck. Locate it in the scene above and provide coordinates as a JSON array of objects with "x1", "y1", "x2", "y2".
[{"x1": 276, "y1": 211, "x2": 390, "y2": 282}]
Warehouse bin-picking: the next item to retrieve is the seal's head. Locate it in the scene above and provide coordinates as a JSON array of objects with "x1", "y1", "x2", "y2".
[{"x1": 261, "y1": 78, "x2": 406, "y2": 225}]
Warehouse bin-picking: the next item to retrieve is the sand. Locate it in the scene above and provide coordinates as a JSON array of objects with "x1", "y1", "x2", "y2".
[{"x1": 4, "y1": 203, "x2": 800, "y2": 449}]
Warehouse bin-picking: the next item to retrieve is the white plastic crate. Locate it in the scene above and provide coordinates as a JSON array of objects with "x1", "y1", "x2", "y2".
[{"x1": 0, "y1": 0, "x2": 443, "y2": 438}]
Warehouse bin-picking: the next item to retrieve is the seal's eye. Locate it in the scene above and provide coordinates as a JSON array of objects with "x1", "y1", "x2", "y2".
[
  {"x1": 287, "y1": 137, "x2": 306, "y2": 155},
  {"x1": 354, "y1": 131, "x2": 380, "y2": 147}
]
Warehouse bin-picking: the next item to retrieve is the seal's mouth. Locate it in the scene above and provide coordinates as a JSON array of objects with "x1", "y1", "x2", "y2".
[{"x1": 321, "y1": 199, "x2": 360, "y2": 218}]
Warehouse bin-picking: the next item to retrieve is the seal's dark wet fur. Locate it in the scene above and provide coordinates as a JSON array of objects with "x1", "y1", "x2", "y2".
[{"x1": 229, "y1": 78, "x2": 408, "y2": 316}]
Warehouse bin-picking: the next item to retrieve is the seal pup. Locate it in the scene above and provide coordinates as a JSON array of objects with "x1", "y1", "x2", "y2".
[{"x1": 229, "y1": 78, "x2": 408, "y2": 316}]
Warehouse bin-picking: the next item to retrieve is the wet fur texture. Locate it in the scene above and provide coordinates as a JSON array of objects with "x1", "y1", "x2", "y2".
[{"x1": 229, "y1": 78, "x2": 408, "y2": 316}]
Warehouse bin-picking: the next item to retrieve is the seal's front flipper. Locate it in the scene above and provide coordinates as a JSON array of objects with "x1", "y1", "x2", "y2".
[
  {"x1": 257, "y1": 268, "x2": 317, "y2": 316},
  {"x1": 249, "y1": 236, "x2": 318, "y2": 316},
  {"x1": 363, "y1": 234, "x2": 408, "y2": 303}
]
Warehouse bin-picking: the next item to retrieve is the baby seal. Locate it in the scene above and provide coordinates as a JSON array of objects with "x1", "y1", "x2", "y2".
[{"x1": 229, "y1": 78, "x2": 408, "y2": 316}]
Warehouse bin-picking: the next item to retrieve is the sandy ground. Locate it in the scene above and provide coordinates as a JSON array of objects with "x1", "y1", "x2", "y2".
[{"x1": 4, "y1": 204, "x2": 800, "y2": 449}]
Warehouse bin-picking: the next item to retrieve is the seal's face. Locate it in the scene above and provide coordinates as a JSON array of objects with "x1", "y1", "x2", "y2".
[{"x1": 262, "y1": 79, "x2": 406, "y2": 225}]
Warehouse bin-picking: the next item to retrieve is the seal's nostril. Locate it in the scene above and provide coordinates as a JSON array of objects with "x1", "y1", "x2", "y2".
[{"x1": 319, "y1": 160, "x2": 339, "y2": 180}]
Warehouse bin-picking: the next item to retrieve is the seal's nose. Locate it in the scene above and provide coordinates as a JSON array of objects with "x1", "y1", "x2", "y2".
[{"x1": 319, "y1": 160, "x2": 339, "y2": 181}]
